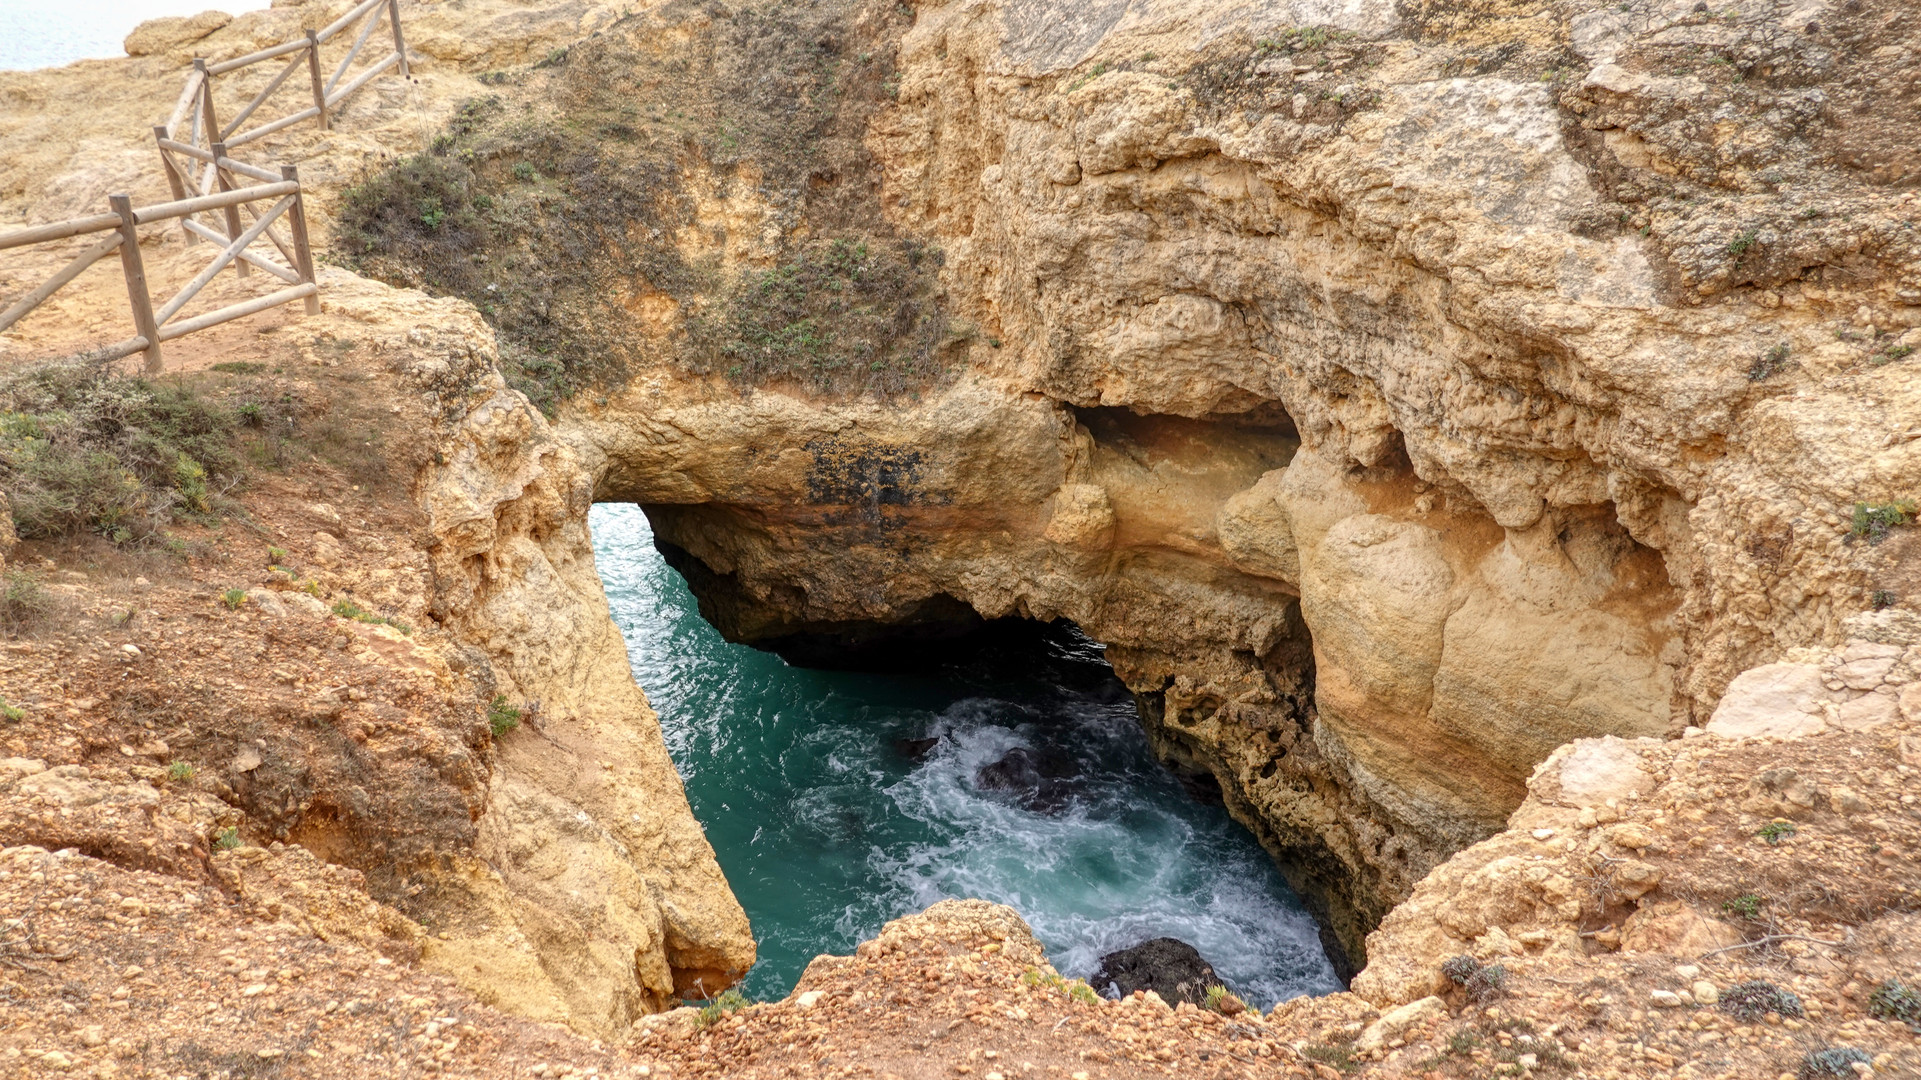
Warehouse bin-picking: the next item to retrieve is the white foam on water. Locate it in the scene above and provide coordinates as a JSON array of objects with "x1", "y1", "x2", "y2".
[
  {"x1": 590, "y1": 502, "x2": 1342, "y2": 1007},
  {"x1": 870, "y1": 697, "x2": 1342, "y2": 1007}
]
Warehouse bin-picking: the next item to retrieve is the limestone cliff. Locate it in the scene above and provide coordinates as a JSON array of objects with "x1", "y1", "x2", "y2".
[
  {"x1": 6, "y1": 0, "x2": 1920, "y2": 1008},
  {"x1": 521, "y1": 0, "x2": 1920, "y2": 967}
]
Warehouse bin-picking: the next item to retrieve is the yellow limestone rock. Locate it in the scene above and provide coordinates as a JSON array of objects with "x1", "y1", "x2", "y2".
[{"x1": 123, "y1": 11, "x2": 231, "y2": 56}]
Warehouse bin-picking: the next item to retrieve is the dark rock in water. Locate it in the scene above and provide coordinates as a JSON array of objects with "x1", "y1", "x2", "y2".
[
  {"x1": 974, "y1": 746, "x2": 1078, "y2": 813},
  {"x1": 894, "y1": 736, "x2": 941, "y2": 762},
  {"x1": 1089, "y1": 938, "x2": 1224, "y2": 1006}
]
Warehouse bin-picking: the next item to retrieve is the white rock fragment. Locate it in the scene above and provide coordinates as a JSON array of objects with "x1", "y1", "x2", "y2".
[
  {"x1": 1706, "y1": 663, "x2": 1827, "y2": 739},
  {"x1": 1357, "y1": 995, "x2": 1446, "y2": 1052}
]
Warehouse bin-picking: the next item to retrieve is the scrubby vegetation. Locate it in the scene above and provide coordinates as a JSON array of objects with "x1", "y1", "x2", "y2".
[
  {"x1": 1748, "y1": 342, "x2": 1793, "y2": 380},
  {"x1": 1801, "y1": 1046, "x2": 1872, "y2": 1078},
  {"x1": 1, "y1": 569, "x2": 49, "y2": 631},
  {"x1": 0, "y1": 363, "x2": 242, "y2": 544},
  {"x1": 1868, "y1": 978, "x2": 1921, "y2": 1025},
  {"x1": 696, "y1": 989, "x2": 751, "y2": 1026},
  {"x1": 1020, "y1": 968, "x2": 1103, "y2": 1007},
  {"x1": 1721, "y1": 979, "x2": 1804, "y2": 1020},
  {"x1": 487, "y1": 694, "x2": 522, "y2": 739},
  {"x1": 1850, "y1": 499, "x2": 1917, "y2": 544},
  {"x1": 689, "y1": 238, "x2": 948, "y2": 393},
  {"x1": 0, "y1": 360, "x2": 392, "y2": 554},
  {"x1": 333, "y1": 0, "x2": 947, "y2": 408},
  {"x1": 1440, "y1": 954, "x2": 1508, "y2": 1001},
  {"x1": 332, "y1": 598, "x2": 412, "y2": 635}
]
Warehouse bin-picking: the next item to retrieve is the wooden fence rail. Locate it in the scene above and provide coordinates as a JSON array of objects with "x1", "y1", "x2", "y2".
[
  {"x1": 159, "y1": 0, "x2": 409, "y2": 205},
  {"x1": 0, "y1": 0, "x2": 412, "y2": 369},
  {"x1": 0, "y1": 168, "x2": 318, "y2": 372}
]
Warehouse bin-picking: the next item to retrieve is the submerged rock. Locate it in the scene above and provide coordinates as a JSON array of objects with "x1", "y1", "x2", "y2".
[
  {"x1": 893, "y1": 735, "x2": 941, "y2": 762},
  {"x1": 974, "y1": 746, "x2": 1078, "y2": 814},
  {"x1": 1089, "y1": 938, "x2": 1223, "y2": 1007}
]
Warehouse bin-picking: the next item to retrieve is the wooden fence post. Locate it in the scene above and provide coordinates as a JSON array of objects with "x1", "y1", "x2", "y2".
[
  {"x1": 305, "y1": 31, "x2": 330, "y2": 130},
  {"x1": 152, "y1": 125, "x2": 193, "y2": 245},
  {"x1": 195, "y1": 59, "x2": 221, "y2": 148},
  {"x1": 387, "y1": 0, "x2": 410, "y2": 77},
  {"x1": 109, "y1": 194, "x2": 163, "y2": 373},
  {"x1": 281, "y1": 165, "x2": 321, "y2": 316},
  {"x1": 210, "y1": 142, "x2": 249, "y2": 278}
]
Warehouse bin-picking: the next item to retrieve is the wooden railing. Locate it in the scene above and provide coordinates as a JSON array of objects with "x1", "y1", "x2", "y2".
[
  {"x1": 155, "y1": 0, "x2": 409, "y2": 239},
  {"x1": 0, "y1": 0, "x2": 411, "y2": 369},
  {"x1": 0, "y1": 168, "x2": 318, "y2": 372}
]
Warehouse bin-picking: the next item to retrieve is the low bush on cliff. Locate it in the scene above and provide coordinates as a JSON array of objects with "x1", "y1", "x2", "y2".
[
  {"x1": 0, "y1": 363, "x2": 242, "y2": 545},
  {"x1": 1, "y1": 570, "x2": 50, "y2": 632},
  {"x1": 1869, "y1": 979, "x2": 1921, "y2": 1024},
  {"x1": 1721, "y1": 979, "x2": 1804, "y2": 1020},
  {"x1": 688, "y1": 237, "x2": 951, "y2": 395},
  {"x1": 486, "y1": 695, "x2": 522, "y2": 739},
  {"x1": 335, "y1": 3, "x2": 947, "y2": 410},
  {"x1": 696, "y1": 989, "x2": 751, "y2": 1026},
  {"x1": 1441, "y1": 954, "x2": 1508, "y2": 1002},
  {"x1": 1801, "y1": 1047, "x2": 1872, "y2": 1078},
  {"x1": 1850, "y1": 499, "x2": 1917, "y2": 545}
]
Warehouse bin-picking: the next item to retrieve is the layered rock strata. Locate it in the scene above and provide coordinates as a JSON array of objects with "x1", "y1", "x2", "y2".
[{"x1": 555, "y1": 0, "x2": 1920, "y2": 966}]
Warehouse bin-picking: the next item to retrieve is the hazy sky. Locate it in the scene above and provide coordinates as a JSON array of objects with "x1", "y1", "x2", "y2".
[{"x1": 0, "y1": 0, "x2": 272, "y2": 71}]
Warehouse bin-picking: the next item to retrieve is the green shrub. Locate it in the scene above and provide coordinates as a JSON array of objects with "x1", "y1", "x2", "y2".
[
  {"x1": 1722, "y1": 893, "x2": 1763, "y2": 919},
  {"x1": 0, "y1": 697, "x2": 22, "y2": 723},
  {"x1": 332, "y1": 598, "x2": 412, "y2": 634},
  {"x1": 1748, "y1": 342, "x2": 1792, "y2": 381},
  {"x1": 696, "y1": 988, "x2": 749, "y2": 1026},
  {"x1": 220, "y1": 588, "x2": 248, "y2": 611},
  {"x1": 1465, "y1": 963, "x2": 1508, "y2": 1001},
  {"x1": 0, "y1": 363, "x2": 242, "y2": 543},
  {"x1": 1302, "y1": 1043, "x2": 1356, "y2": 1072},
  {"x1": 1, "y1": 569, "x2": 50, "y2": 631},
  {"x1": 266, "y1": 546, "x2": 288, "y2": 565},
  {"x1": 1851, "y1": 500, "x2": 1918, "y2": 545},
  {"x1": 487, "y1": 694, "x2": 522, "y2": 738},
  {"x1": 1441, "y1": 955, "x2": 1482, "y2": 985},
  {"x1": 692, "y1": 237, "x2": 949, "y2": 395},
  {"x1": 1721, "y1": 980, "x2": 1804, "y2": 1020},
  {"x1": 1758, "y1": 821, "x2": 1798, "y2": 845},
  {"x1": 1801, "y1": 1047, "x2": 1871, "y2": 1078},
  {"x1": 166, "y1": 761, "x2": 194, "y2": 782},
  {"x1": 1019, "y1": 968, "x2": 1103, "y2": 1005},
  {"x1": 1868, "y1": 979, "x2": 1921, "y2": 1024},
  {"x1": 213, "y1": 826, "x2": 242, "y2": 851}
]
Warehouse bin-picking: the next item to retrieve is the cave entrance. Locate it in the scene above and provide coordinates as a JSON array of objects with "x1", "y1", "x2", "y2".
[{"x1": 588, "y1": 502, "x2": 1345, "y2": 1008}]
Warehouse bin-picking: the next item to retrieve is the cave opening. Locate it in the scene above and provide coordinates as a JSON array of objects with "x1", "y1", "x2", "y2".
[{"x1": 589, "y1": 501, "x2": 1346, "y2": 1007}]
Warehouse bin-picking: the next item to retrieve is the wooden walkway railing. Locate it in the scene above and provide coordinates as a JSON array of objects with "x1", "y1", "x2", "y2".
[
  {"x1": 0, "y1": 0, "x2": 409, "y2": 369},
  {"x1": 157, "y1": 0, "x2": 409, "y2": 205},
  {"x1": 0, "y1": 167, "x2": 318, "y2": 371}
]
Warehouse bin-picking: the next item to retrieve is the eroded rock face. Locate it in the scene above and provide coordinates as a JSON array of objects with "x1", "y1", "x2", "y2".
[
  {"x1": 297, "y1": 281, "x2": 758, "y2": 1032},
  {"x1": 537, "y1": 0, "x2": 1920, "y2": 969}
]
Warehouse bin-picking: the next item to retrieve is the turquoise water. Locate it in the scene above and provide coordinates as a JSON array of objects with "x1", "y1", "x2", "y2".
[
  {"x1": 0, "y1": 0, "x2": 271, "y2": 71},
  {"x1": 591, "y1": 502, "x2": 1342, "y2": 1008}
]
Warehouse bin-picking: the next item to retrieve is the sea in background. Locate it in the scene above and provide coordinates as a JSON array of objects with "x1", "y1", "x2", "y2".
[
  {"x1": 0, "y1": 0, "x2": 270, "y2": 71},
  {"x1": 592, "y1": 502, "x2": 1343, "y2": 1006}
]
